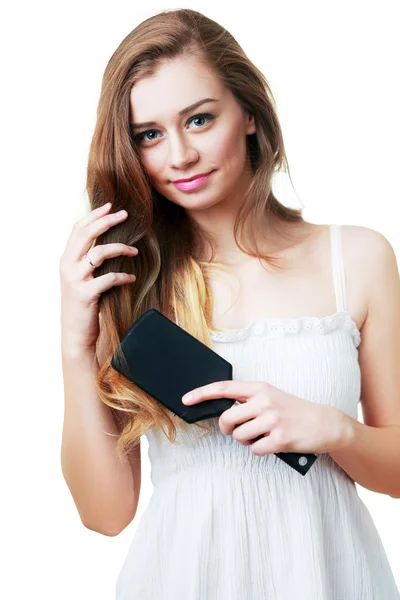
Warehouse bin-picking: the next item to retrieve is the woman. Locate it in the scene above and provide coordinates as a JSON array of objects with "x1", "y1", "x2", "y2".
[{"x1": 60, "y1": 8, "x2": 400, "y2": 599}]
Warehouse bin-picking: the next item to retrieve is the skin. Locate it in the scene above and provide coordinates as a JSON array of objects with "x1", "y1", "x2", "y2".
[
  {"x1": 128, "y1": 54, "x2": 356, "y2": 456},
  {"x1": 129, "y1": 54, "x2": 314, "y2": 266}
]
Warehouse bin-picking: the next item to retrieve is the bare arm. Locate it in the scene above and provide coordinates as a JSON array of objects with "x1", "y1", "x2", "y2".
[{"x1": 60, "y1": 344, "x2": 141, "y2": 536}]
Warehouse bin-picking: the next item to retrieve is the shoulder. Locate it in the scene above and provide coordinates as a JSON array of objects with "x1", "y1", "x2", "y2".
[
  {"x1": 340, "y1": 224, "x2": 397, "y2": 268},
  {"x1": 340, "y1": 223, "x2": 393, "y2": 246},
  {"x1": 340, "y1": 224, "x2": 399, "y2": 311}
]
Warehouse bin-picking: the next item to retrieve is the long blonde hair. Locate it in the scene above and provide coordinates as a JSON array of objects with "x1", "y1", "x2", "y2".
[{"x1": 86, "y1": 8, "x2": 305, "y2": 461}]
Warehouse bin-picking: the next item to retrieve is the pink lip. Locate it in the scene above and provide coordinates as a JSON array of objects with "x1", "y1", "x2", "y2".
[{"x1": 173, "y1": 170, "x2": 215, "y2": 191}]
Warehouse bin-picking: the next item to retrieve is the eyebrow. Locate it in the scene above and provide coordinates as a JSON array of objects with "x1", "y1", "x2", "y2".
[{"x1": 130, "y1": 97, "x2": 219, "y2": 129}]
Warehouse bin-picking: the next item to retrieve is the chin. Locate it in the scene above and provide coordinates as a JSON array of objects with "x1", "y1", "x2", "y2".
[
  {"x1": 174, "y1": 191, "x2": 225, "y2": 211},
  {"x1": 153, "y1": 183, "x2": 218, "y2": 208}
]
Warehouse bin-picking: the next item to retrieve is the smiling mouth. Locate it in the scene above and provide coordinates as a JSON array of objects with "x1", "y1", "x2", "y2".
[
  {"x1": 172, "y1": 170, "x2": 215, "y2": 191},
  {"x1": 173, "y1": 170, "x2": 213, "y2": 183}
]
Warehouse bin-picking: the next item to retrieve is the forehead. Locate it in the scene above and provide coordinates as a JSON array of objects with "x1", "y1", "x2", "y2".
[{"x1": 129, "y1": 56, "x2": 224, "y2": 120}]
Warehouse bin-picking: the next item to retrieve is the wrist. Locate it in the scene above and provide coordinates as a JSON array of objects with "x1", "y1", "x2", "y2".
[{"x1": 61, "y1": 343, "x2": 97, "y2": 362}]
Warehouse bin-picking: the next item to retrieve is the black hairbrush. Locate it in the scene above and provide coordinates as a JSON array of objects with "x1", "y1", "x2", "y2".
[{"x1": 111, "y1": 309, "x2": 317, "y2": 475}]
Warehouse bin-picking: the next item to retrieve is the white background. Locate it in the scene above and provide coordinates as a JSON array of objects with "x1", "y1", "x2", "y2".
[{"x1": 1, "y1": 1, "x2": 399, "y2": 598}]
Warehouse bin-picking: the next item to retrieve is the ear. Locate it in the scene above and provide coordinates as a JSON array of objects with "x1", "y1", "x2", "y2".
[{"x1": 246, "y1": 111, "x2": 256, "y2": 135}]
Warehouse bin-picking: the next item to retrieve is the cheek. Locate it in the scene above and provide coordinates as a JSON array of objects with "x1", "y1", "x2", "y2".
[
  {"x1": 213, "y1": 126, "x2": 247, "y2": 170},
  {"x1": 140, "y1": 152, "x2": 162, "y2": 181}
]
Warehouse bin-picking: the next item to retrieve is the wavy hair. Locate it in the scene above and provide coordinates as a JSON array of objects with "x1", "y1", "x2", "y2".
[{"x1": 86, "y1": 8, "x2": 305, "y2": 461}]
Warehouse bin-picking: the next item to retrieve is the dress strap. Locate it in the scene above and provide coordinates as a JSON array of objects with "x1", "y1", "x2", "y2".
[{"x1": 329, "y1": 224, "x2": 347, "y2": 313}]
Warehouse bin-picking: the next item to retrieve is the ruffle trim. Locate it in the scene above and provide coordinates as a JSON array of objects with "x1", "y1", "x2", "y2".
[{"x1": 208, "y1": 310, "x2": 361, "y2": 348}]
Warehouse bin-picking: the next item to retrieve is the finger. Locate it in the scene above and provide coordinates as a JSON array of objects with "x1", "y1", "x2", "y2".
[
  {"x1": 78, "y1": 242, "x2": 139, "y2": 278},
  {"x1": 75, "y1": 209, "x2": 129, "y2": 261},
  {"x1": 182, "y1": 380, "x2": 266, "y2": 404},
  {"x1": 79, "y1": 202, "x2": 113, "y2": 227},
  {"x1": 85, "y1": 271, "x2": 137, "y2": 301},
  {"x1": 64, "y1": 207, "x2": 128, "y2": 266},
  {"x1": 248, "y1": 431, "x2": 281, "y2": 456},
  {"x1": 220, "y1": 400, "x2": 259, "y2": 431},
  {"x1": 64, "y1": 203, "x2": 112, "y2": 252},
  {"x1": 231, "y1": 415, "x2": 272, "y2": 442},
  {"x1": 61, "y1": 203, "x2": 110, "y2": 265}
]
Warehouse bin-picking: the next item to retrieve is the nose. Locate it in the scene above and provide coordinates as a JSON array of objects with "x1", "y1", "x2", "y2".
[{"x1": 168, "y1": 131, "x2": 199, "y2": 170}]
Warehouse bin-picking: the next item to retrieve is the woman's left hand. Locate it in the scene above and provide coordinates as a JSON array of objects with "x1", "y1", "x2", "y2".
[{"x1": 182, "y1": 380, "x2": 352, "y2": 456}]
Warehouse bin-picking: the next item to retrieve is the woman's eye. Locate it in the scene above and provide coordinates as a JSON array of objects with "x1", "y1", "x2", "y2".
[
  {"x1": 136, "y1": 130, "x2": 158, "y2": 143},
  {"x1": 134, "y1": 113, "x2": 215, "y2": 144},
  {"x1": 189, "y1": 113, "x2": 214, "y2": 128}
]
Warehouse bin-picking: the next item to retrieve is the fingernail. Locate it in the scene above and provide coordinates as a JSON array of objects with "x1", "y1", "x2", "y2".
[{"x1": 182, "y1": 393, "x2": 193, "y2": 404}]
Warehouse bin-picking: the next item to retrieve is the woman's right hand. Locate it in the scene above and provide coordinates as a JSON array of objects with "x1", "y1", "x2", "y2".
[{"x1": 59, "y1": 202, "x2": 138, "y2": 356}]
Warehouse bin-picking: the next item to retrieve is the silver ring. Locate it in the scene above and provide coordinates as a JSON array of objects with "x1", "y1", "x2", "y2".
[{"x1": 83, "y1": 252, "x2": 96, "y2": 268}]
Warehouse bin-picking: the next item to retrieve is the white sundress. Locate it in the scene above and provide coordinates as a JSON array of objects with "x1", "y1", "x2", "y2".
[{"x1": 116, "y1": 224, "x2": 400, "y2": 599}]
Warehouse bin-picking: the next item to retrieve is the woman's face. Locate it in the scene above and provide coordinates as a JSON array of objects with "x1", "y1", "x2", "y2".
[{"x1": 129, "y1": 55, "x2": 256, "y2": 214}]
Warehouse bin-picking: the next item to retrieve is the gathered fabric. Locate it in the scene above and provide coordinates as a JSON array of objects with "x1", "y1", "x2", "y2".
[{"x1": 116, "y1": 225, "x2": 399, "y2": 600}]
